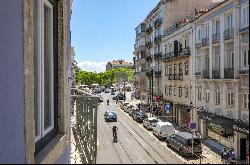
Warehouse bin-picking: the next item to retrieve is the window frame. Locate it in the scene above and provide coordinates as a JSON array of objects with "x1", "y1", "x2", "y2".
[
  {"x1": 227, "y1": 92, "x2": 234, "y2": 107},
  {"x1": 243, "y1": 93, "x2": 249, "y2": 110},
  {"x1": 215, "y1": 90, "x2": 220, "y2": 105},
  {"x1": 34, "y1": 0, "x2": 58, "y2": 155}
]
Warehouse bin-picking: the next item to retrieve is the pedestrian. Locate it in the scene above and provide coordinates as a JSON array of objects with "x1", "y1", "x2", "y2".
[
  {"x1": 195, "y1": 131, "x2": 202, "y2": 139},
  {"x1": 221, "y1": 147, "x2": 229, "y2": 164}
]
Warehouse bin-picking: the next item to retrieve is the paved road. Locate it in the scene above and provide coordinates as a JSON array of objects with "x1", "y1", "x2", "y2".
[{"x1": 96, "y1": 92, "x2": 184, "y2": 164}]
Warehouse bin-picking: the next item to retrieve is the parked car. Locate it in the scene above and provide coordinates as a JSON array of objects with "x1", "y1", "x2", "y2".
[
  {"x1": 104, "y1": 110, "x2": 117, "y2": 122},
  {"x1": 112, "y1": 93, "x2": 126, "y2": 100},
  {"x1": 104, "y1": 88, "x2": 110, "y2": 93},
  {"x1": 129, "y1": 107, "x2": 139, "y2": 117},
  {"x1": 98, "y1": 95, "x2": 104, "y2": 102},
  {"x1": 120, "y1": 102, "x2": 129, "y2": 110},
  {"x1": 166, "y1": 132, "x2": 202, "y2": 156},
  {"x1": 111, "y1": 90, "x2": 115, "y2": 95},
  {"x1": 132, "y1": 111, "x2": 148, "y2": 122},
  {"x1": 153, "y1": 122, "x2": 175, "y2": 140},
  {"x1": 143, "y1": 117, "x2": 159, "y2": 130},
  {"x1": 92, "y1": 88, "x2": 101, "y2": 94},
  {"x1": 125, "y1": 105, "x2": 134, "y2": 113}
]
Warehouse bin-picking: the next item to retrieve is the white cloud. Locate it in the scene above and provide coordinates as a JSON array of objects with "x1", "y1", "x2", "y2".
[{"x1": 78, "y1": 61, "x2": 107, "y2": 73}]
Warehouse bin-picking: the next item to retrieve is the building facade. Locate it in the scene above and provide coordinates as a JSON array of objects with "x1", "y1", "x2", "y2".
[
  {"x1": 0, "y1": 0, "x2": 72, "y2": 163},
  {"x1": 106, "y1": 60, "x2": 134, "y2": 71},
  {"x1": 192, "y1": 0, "x2": 249, "y2": 161},
  {"x1": 134, "y1": 0, "x2": 210, "y2": 106}
]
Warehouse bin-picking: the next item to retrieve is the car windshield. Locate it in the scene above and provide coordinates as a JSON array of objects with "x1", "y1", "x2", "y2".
[
  {"x1": 108, "y1": 112, "x2": 116, "y2": 116},
  {"x1": 187, "y1": 139, "x2": 201, "y2": 146},
  {"x1": 149, "y1": 119, "x2": 158, "y2": 123}
]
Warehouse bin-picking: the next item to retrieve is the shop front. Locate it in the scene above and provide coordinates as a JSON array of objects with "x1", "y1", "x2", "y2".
[
  {"x1": 174, "y1": 104, "x2": 191, "y2": 127},
  {"x1": 198, "y1": 111, "x2": 235, "y2": 149},
  {"x1": 233, "y1": 120, "x2": 249, "y2": 162}
]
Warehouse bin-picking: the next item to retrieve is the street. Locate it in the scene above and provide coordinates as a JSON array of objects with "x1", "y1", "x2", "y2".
[{"x1": 96, "y1": 91, "x2": 222, "y2": 164}]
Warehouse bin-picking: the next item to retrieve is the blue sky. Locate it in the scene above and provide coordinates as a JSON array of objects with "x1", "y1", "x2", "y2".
[{"x1": 71, "y1": 0, "x2": 160, "y2": 72}]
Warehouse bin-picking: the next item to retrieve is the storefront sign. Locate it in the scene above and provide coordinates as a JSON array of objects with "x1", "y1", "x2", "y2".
[
  {"x1": 233, "y1": 125, "x2": 249, "y2": 134},
  {"x1": 190, "y1": 122, "x2": 196, "y2": 129}
]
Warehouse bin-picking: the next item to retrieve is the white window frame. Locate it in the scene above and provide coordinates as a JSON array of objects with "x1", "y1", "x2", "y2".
[
  {"x1": 215, "y1": 90, "x2": 220, "y2": 105},
  {"x1": 185, "y1": 86, "x2": 189, "y2": 98},
  {"x1": 241, "y1": 5, "x2": 249, "y2": 28},
  {"x1": 198, "y1": 88, "x2": 202, "y2": 101},
  {"x1": 35, "y1": 0, "x2": 54, "y2": 143},
  {"x1": 243, "y1": 93, "x2": 249, "y2": 110},
  {"x1": 227, "y1": 92, "x2": 234, "y2": 107},
  {"x1": 227, "y1": 51, "x2": 234, "y2": 69},
  {"x1": 205, "y1": 90, "x2": 210, "y2": 103},
  {"x1": 241, "y1": 49, "x2": 249, "y2": 68},
  {"x1": 227, "y1": 13, "x2": 233, "y2": 30}
]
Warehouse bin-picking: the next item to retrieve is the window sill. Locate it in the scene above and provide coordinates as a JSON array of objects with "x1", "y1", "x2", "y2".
[{"x1": 35, "y1": 134, "x2": 68, "y2": 164}]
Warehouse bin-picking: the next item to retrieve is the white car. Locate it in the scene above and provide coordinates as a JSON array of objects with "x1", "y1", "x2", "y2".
[
  {"x1": 153, "y1": 122, "x2": 175, "y2": 140},
  {"x1": 143, "y1": 117, "x2": 159, "y2": 130}
]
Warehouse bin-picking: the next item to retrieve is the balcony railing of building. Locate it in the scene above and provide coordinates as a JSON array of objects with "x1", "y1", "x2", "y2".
[
  {"x1": 239, "y1": 67, "x2": 249, "y2": 75},
  {"x1": 202, "y1": 70, "x2": 210, "y2": 79},
  {"x1": 212, "y1": 70, "x2": 220, "y2": 79},
  {"x1": 224, "y1": 28, "x2": 234, "y2": 41},
  {"x1": 201, "y1": 37, "x2": 209, "y2": 47},
  {"x1": 239, "y1": 25, "x2": 249, "y2": 33},
  {"x1": 162, "y1": 52, "x2": 174, "y2": 61},
  {"x1": 224, "y1": 68, "x2": 234, "y2": 79},
  {"x1": 146, "y1": 26, "x2": 153, "y2": 34},
  {"x1": 180, "y1": 47, "x2": 191, "y2": 56},
  {"x1": 154, "y1": 18, "x2": 162, "y2": 29},
  {"x1": 135, "y1": 45, "x2": 146, "y2": 54},
  {"x1": 154, "y1": 71, "x2": 162, "y2": 77},
  {"x1": 146, "y1": 55, "x2": 152, "y2": 62},
  {"x1": 168, "y1": 74, "x2": 173, "y2": 80},
  {"x1": 212, "y1": 33, "x2": 220, "y2": 44},
  {"x1": 154, "y1": 35, "x2": 162, "y2": 45},
  {"x1": 153, "y1": 52, "x2": 162, "y2": 60},
  {"x1": 195, "y1": 42, "x2": 201, "y2": 49},
  {"x1": 145, "y1": 41, "x2": 153, "y2": 49},
  {"x1": 70, "y1": 88, "x2": 99, "y2": 164}
]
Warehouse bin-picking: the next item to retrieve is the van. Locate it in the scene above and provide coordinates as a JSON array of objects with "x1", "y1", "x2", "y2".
[
  {"x1": 153, "y1": 122, "x2": 175, "y2": 140},
  {"x1": 166, "y1": 132, "x2": 202, "y2": 156}
]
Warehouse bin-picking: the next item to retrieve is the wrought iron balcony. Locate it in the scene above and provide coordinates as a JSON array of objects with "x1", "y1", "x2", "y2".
[
  {"x1": 202, "y1": 37, "x2": 209, "y2": 47},
  {"x1": 195, "y1": 42, "x2": 201, "y2": 49},
  {"x1": 146, "y1": 26, "x2": 153, "y2": 34},
  {"x1": 154, "y1": 18, "x2": 162, "y2": 29},
  {"x1": 145, "y1": 70, "x2": 153, "y2": 77},
  {"x1": 212, "y1": 70, "x2": 220, "y2": 79},
  {"x1": 224, "y1": 28, "x2": 234, "y2": 41},
  {"x1": 145, "y1": 41, "x2": 153, "y2": 49},
  {"x1": 154, "y1": 35, "x2": 162, "y2": 45},
  {"x1": 180, "y1": 47, "x2": 191, "y2": 56},
  {"x1": 146, "y1": 55, "x2": 152, "y2": 62},
  {"x1": 212, "y1": 33, "x2": 220, "y2": 44},
  {"x1": 202, "y1": 70, "x2": 210, "y2": 79},
  {"x1": 154, "y1": 71, "x2": 162, "y2": 77},
  {"x1": 153, "y1": 52, "x2": 162, "y2": 60},
  {"x1": 239, "y1": 25, "x2": 249, "y2": 33},
  {"x1": 239, "y1": 67, "x2": 249, "y2": 75},
  {"x1": 71, "y1": 88, "x2": 99, "y2": 164},
  {"x1": 224, "y1": 68, "x2": 234, "y2": 79}
]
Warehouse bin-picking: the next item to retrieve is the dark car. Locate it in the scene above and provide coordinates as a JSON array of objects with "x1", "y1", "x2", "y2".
[
  {"x1": 166, "y1": 132, "x2": 202, "y2": 156},
  {"x1": 132, "y1": 111, "x2": 148, "y2": 122},
  {"x1": 98, "y1": 95, "x2": 104, "y2": 102},
  {"x1": 111, "y1": 90, "x2": 115, "y2": 95},
  {"x1": 104, "y1": 111, "x2": 117, "y2": 122},
  {"x1": 104, "y1": 88, "x2": 110, "y2": 93},
  {"x1": 112, "y1": 93, "x2": 126, "y2": 100}
]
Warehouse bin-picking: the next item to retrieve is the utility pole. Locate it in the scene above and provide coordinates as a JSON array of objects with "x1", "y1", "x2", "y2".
[{"x1": 151, "y1": 68, "x2": 154, "y2": 117}]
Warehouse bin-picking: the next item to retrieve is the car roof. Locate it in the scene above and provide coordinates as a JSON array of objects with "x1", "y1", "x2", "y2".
[
  {"x1": 156, "y1": 121, "x2": 173, "y2": 126},
  {"x1": 147, "y1": 117, "x2": 158, "y2": 120},
  {"x1": 176, "y1": 132, "x2": 198, "y2": 139}
]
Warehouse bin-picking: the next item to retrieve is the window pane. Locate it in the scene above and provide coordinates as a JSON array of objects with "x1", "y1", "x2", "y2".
[{"x1": 44, "y1": 4, "x2": 53, "y2": 130}]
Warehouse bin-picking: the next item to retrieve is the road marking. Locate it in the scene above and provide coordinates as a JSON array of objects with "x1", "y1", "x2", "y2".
[{"x1": 135, "y1": 151, "x2": 145, "y2": 164}]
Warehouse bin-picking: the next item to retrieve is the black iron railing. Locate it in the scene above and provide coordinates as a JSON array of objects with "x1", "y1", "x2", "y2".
[
  {"x1": 212, "y1": 33, "x2": 220, "y2": 44},
  {"x1": 224, "y1": 28, "x2": 234, "y2": 41}
]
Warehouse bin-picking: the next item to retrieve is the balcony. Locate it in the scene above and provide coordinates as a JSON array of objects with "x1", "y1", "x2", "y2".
[
  {"x1": 145, "y1": 70, "x2": 152, "y2": 77},
  {"x1": 168, "y1": 74, "x2": 173, "y2": 80},
  {"x1": 154, "y1": 18, "x2": 162, "y2": 29},
  {"x1": 154, "y1": 35, "x2": 162, "y2": 45},
  {"x1": 153, "y1": 52, "x2": 162, "y2": 60},
  {"x1": 239, "y1": 25, "x2": 249, "y2": 33},
  {"x1": 180, "y1": 47, "x2": 191, "y2": 56},
  {"x1": 224, "y1": 68, "x2": 234, "y2": 79},
  {"x1": 162, "y1": 52, "x2": 174, "y2": 61},
  {"x1": 146, "y1": 55, "x2": 152, "y2": 62},
  {"x1": 239, "y1": 67, "x2": 249, "y2": 75},
  {"x1": 146, "y1": 26, "x2": 153, "y2": 34},
  {"x1": 212, "y1": 70, "x2": 220, "y2": 79},
  {"x1": 202, "y1": 37, "x2": 209, "y2": 47},
  {"x1": 212, "y1": 33, "x2": 220, "y2": 44},
  {"x1": 224, "y1": 28, "x2": 234, "y2": 41},
  {"x1": 134, "y1": 45, "x2": 146, "y2": 54},
  {"x1": 202, "y1": 70, "x2": 210, "y2": 79},
  {"x1": 145, "y1": 41, "x2": 153, "y2": 49},
  {"x1": 195, "y1": 42, "x2": 201, "y2": 49},
  {"x1": 71, "y1": 88, "x2": 99, "y2": 164},
  {"x1": 154, "y1": 71, "x2": 162, "y2": 77}
]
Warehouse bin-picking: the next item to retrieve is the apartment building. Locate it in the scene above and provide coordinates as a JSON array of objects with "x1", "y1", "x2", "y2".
[
  {"x1": 134, "y1": 0, "x2": 210, "y2": 105},
  {"x1": 0, "y1": 0, "x2": 72, "y2": 163},
  {"x1": 161, "y1": 22, "x2": 194, "y2": 127},
  {"x1": 192, "y1": 0, "x2": 249, "y2": 161}
]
